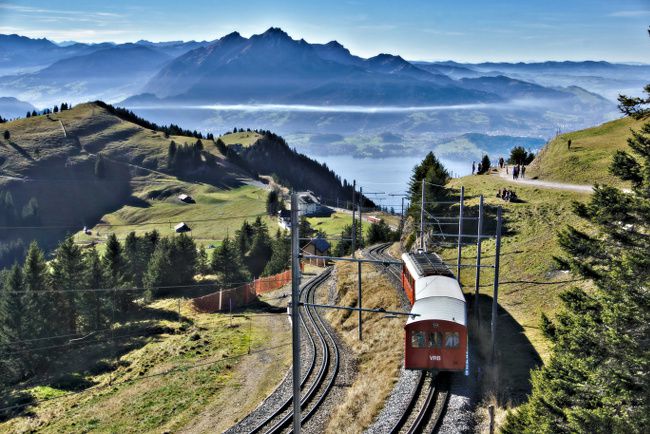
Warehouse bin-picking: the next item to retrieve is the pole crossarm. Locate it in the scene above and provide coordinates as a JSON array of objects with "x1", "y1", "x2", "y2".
[
  {"x1": 300, "y1": 302, "x2": 419, "y2": 318},
  {"x1": 300, "y1": 254, "x2": 402, "y2": 266}
]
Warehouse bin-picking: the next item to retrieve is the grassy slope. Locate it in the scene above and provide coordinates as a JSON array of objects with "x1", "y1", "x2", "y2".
[
  {"x1": 438, "y1": 175, "x2": 591, "y2": 406},
  {"x1": 219, "y1": 131, "x2": 263, "y2": 147},
  {"x1": 527, "y1": 116, "x2": 643, "y2": 187},
  {"x1": 0, "y1": 299, "x2": 291, "y2": 433}
]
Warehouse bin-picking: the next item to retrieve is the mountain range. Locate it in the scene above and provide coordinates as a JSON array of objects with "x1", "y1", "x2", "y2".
[{"x1": 0, "y1": 27, "x2": 645, "y2": 155}]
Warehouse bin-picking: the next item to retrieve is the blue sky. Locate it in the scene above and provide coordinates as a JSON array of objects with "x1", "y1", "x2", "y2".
[{"x1": 0, "y1": 0, "x2": 648, "y2": 62}]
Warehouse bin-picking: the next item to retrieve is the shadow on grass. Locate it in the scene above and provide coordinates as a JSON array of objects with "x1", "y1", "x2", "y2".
[{"x1": 469, "y1": 294, "x2": 542, "y2": 406}]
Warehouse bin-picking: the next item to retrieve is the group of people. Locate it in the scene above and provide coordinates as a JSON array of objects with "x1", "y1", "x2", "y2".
[
  {"x1": 497, "y1": 188, "x2": 518, "y2": 202},
  {"x1": 511, "y1": 164, "x2": 526, "y2": 179}
]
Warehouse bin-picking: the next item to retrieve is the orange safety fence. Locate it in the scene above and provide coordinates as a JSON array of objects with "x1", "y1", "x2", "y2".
[{"x1": 191, "y1": 264, "x2": 303, "y2": 313}]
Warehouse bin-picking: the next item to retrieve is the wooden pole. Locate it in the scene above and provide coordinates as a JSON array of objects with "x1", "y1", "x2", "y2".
[{"x1": 491, "y1": 206, "x2": 502, "y2": 363}]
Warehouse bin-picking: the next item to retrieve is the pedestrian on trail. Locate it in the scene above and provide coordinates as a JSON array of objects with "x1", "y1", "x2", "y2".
[
  {"x1": 472, "y1": 161, "x2": 476, "y2": 174},
  {"x1": 506, "y1": 165, "x2": 509, "y2": 175},
  {"x1": 477, "y1": 162, "x2": 482, "y2": 174},
  {"x1": 568, "y1": 139, "x2": 572, "y2": 150},
  {"x1": 521, "y1": 165, "x2": 526, "y2": 178}
]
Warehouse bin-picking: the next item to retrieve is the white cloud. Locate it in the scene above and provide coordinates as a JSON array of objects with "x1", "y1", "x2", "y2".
[{"x1": 609, "y1": 10, "x2": 650, "y2": 17}]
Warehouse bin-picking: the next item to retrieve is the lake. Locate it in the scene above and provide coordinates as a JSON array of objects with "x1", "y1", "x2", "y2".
[{"x1": 313, "y1": 154, "x2": 471, "y2": 197}]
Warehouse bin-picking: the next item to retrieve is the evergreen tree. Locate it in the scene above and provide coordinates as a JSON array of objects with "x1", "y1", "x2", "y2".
[
  {"x1": 196, "y1": 245, "x2": 209, "y2": 275},
  {"x1": 503, "y1": 87, "x2": 650, "y2": 433},
  {"x1": 143, "y1": 238, "x2": 173, "y2": 299},
  {"x1": 407, "y1": 151, "x2": 450, "y2": 218},
  {"x1": 478, "y1": 154, "x2": 491, "y2": 174},
  {"x1": 263, "y1": 235, "x2": 291, "y2": 276},
  {"x1": 266, "y1": 189, "x2": 282, "y2": 216},
  {"x1": 21, "y1": 242, "x2": 50, "y2": 340},
  {"x1": 172, "y1": 233, "x2": 197, "y2": 284},
  {"x1": 235, "y1": 220, "x2": 254, "y2": 257},
  {"x1": 50, "y1": 237, "x2": 84, "y2": 332},
  {"x1": 102, "y1": 234, "x2": 129, "y2": 314},
  {"x1": 53, "y1": 105, "x2": 59, "y2": 113},
  {"x1": 246, "y1": 218, "x2": 273, "y2": 277},
  {"x1": 167, "y1": 140, "x2": 177, "y2": 169},
  {"x1": 26, "y1": 111, "x2": 31, "y2": 118},
  {"x1": 0, "y1": 264, "x2": 25, "y2": 383},
  {"x1": 508, "y1": 146, "x2": 535, "y2": 165},
  {"x1": 366, "y1": 219, "x2": 394, "y2": 244},
  {"x1": 80, "y1": 247, "x2": 107, "y2": 331},
  {"x1": 210, "y1": 237, "x2": 249, "y2": 285}
]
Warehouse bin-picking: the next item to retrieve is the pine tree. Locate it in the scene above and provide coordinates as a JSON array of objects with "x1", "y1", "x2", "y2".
[
  {"x1": 210, "y1": 237, "x2": 249, "y2": 285},
  {"x1": 167, "y1": 140, "x2": 177, "y2": 169},
  {"x1": 103, "y1": 234, "x2": 129, "y2": 314},
  {"x1": 246, "y1": 219, "x2": 273, "y2": 277},
  {"x1": 80, "y1": 247, "x2": 107, "y2": 331},
  {"x1": 21, "y1": 242, "x2": 50, "y2": 340},
  {"x1": 503, "y1": 87, "x2": 650, "y2": 433},
  {"x1": 235, "y1": 220, "x2": 254, "y2": 257},
  {"x1": 172, "y1": 233, "x2": 197, "y2": 284},
  {"x1": 50, "y1": 237, "x2": 84, "y2": 332},
  {"x1": 143, "y1": 238, "x2": 173, "y2": 300},
  {"x1": 366, "y1": 219, "x2": 393, "y2": 244},
  {"x1": 408, "y1": 151, "x2": 450, "y2": 217},
  {"x1": 0, "y1": 264, "x2": 25, "y2": 384},
  {"x1": 196, "y1": 245, "x2": 209, "y2": 275},
  {"x1": 262, "y1": 236, "x2": 291, "y2": 276}
]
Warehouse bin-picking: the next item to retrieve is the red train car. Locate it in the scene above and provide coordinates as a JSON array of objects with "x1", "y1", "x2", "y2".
[{"x1": 401, "y1": 252, "x2": 467, "y2": 371}]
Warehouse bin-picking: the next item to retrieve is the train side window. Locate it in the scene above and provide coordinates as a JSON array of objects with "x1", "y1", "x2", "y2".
[
  {"x1": 411, "y1": 331, "x2": 425, "y2": 348},
  {"x1": 444, "y1": 332, "x2": 460, "y2": 348},
  {"x1": 429, "y1": 332, "x2": 442, "y2": 348}
]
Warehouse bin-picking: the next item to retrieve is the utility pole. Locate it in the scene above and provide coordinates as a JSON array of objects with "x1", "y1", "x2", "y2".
[
  {"x1": 491, "y1": 206, "x2": 502, "y2": 363},
  {"x1": 358, "y1": 186, "x2": 363, "y2": 251},
  {"x1": 474, "y1": 195, "x2": 484, "y2": 324},
  {"x1": 358, "y1": 260, "x2": 362, "y2": 341},
  {"x1": 290, "y1": 193, "x2": 301, "y2": 433},
  {"x1": 419, "y1": 178, "x2": 425, "y2": 250},
  {"x1": 400, "y1": 196, "x2": 405, "y2": 230},
  {"x1": 351, "y1": 180, "x2": 356, "y2": 258},
  {"x1": 457, "y1": 186, "x2": 465, "y2": 283}
]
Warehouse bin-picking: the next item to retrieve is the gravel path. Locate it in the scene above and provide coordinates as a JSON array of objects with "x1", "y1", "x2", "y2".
[{"x1": 495, "y1": 167, "x2": 593, "y2": 193}]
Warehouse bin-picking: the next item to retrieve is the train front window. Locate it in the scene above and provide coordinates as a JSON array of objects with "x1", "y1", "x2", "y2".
[
  {"x1": 411, "y1": 331, "x2": 425, "y2": 348},
  {"x1": 444, "y1": 332, "x2": 459, "y2": 348},
  {"x1": 429, "y1": 332, "x2": 442, "y2": 348}
]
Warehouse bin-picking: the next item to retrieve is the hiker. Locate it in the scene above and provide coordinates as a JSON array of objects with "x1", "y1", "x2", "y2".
[
  {"x1": 472, "y1": 161, "x2": 476, "y2": 174},
  {"x1": 506, "y1": 165, "x2": 509, "y2": 175},
  {"x1": 521, "y1": 165, "x2": 526, "y2": 178},
  {"x1": 568, "y1": 139, "x2": 572, "y2": 150},
  {"x1": 477, "y1": 162, "x2": 482, "y2": 174}
]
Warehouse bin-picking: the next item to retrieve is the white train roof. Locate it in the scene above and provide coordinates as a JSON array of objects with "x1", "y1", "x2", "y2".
[
  {"x1": 406, "y1": 296, "x2": 466, "y2": 326},
  {"x1": 401, "y1": 252, "x2": 454, "y2": 279},
  {"x1": 415, "y1": 275, "x2": 465, "y2": 303}
]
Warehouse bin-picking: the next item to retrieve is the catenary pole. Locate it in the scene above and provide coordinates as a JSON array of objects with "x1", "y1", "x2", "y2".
[
  {"x1": 290, "y1": 193, "x2": 301, "y2": 433},
  {"x1": 420, "y1": 178, "x2": 425, "y2": 250},
  {"x1": 474, "y1": 195, "x2": 484, "y2": 324},
  {"x1": 491, "y1": 206, "x2": 502, "y2": 363},
  {"x1": 351, "y1": 180, "x2": 356, "y2": 258},
  {"x1": 457, "y1": 186, "x2": 465, "y2": 282},
  {"x1": 358, "y1": 260, "x2": 363, "y2": 341}
]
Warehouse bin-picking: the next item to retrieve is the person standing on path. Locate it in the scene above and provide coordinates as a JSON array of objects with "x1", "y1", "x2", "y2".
[
  {"x1": 472, "y1": 161, "x2": 476, "y2": 174},
  {"x1": 522, "y1": 165, "x2": 526, "y2": 179}
]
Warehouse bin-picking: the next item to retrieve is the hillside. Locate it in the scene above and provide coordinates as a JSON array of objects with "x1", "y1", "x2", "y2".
[{"x1": 527, "y1": 116, "x2": 644, "y2": 187}]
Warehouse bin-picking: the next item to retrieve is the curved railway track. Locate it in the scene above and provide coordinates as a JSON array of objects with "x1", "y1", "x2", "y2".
[
  {"x1": 365, "y1": 243, "x2": 450, "y2": 434},
  {"x1": 243, "y1": 268, "x2": 339, "y2": 434}
]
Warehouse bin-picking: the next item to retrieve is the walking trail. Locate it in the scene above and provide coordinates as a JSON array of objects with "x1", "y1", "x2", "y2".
[{"x1": 494, "y1": 167, "x2": 594, "y2": 193}]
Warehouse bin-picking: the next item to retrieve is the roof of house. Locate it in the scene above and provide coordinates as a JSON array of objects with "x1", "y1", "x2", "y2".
[
  {"x1": 174, "y1": 222, "x2": 191, "y2": 232},
  {"x1": 308, "y1": 237, "x2": 330, "y2": 253},
  {"x1": 298, "y1": 191, "x2": 319, "y2": 205}
]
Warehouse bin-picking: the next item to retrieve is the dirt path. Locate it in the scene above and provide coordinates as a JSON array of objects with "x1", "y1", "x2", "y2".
[{"x1": 495, "y1": 167, "x2": 594, "y2": 193}]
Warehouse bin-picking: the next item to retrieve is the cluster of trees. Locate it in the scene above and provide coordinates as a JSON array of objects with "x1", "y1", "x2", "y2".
[
  {"x1": 230, "y1": 217, "x2": 290, "y2": 278},
  {"x1": 0, "y1": 192, "x2": 40, "y2": 227},
  {"x1": 0, "y1": 115, "x2": 6, "y2": 123},
  {"x1": 25, "y1": 102, "x2": 72, "y2": 118},
  {"x1": 95, "y1": 101, "x2": 204, "y2": 139},
  {"x1": 503, "y1": 87, "x2": 650, "y2": 432},
  {"x1": 508, "y1": 146, "x2": 535, "y2": 165},
  {"x1": 166, "y1": 140, "x2": 206, "y2": 171},
  {"x1": 333, "y1": 218, "x2": 397, "y2": 256}
]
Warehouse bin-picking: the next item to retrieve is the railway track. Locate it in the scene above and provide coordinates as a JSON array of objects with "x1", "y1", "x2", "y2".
[
  {"x1": 365, "y1": 243, "x2": 450, "y2": 434},
  {"x1": 237, "y1": 268, "x2": 339, "y2": 434}
]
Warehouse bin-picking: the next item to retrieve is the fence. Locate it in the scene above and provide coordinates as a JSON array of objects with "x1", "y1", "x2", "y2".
[{"x1": 191, "y1": 266, "x2": 300, "y2": 313}]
